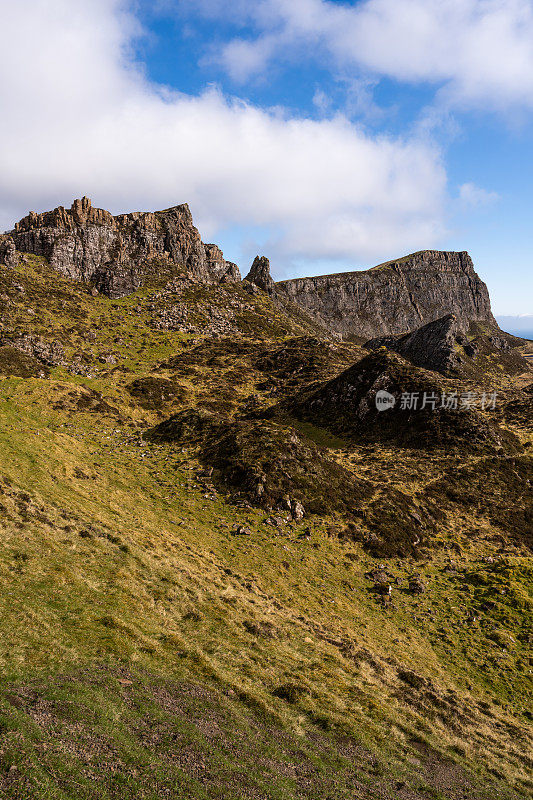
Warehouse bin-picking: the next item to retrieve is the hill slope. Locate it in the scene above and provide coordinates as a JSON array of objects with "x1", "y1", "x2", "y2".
[{"x1": 0, "y1": 207, "x2": 531, "y2": 799}]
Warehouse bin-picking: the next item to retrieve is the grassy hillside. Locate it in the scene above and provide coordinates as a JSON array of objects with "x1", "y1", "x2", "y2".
[{"x1": 0, "y1": 254, "x2": 531, "y2": 799}]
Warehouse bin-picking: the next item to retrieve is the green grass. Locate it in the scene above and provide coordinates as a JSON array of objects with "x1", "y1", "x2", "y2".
[{"x1": 0, "y1": 253, "x2": 530, "y2": 798}]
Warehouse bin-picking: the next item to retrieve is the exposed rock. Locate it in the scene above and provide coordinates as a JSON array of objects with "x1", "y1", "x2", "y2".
[
  {"x1": 0, "y1": 334, "x2": 65, "y2": 366},
  {"x1": 8, "y1": 197, "x2": 241, "y2": 298},
  {"x1": 365, "y1": 569, "x2": 392, "y2": 583},
  {"x1": 98, "y1": 353, "x2": 117, "y2": 365},
  {"x1": 487, "y1": 334, "x2": 512, "y2": 352},
  {"x1": 365, "y1": 314, "x2": 469, "y2": 374},
  {"x1": 276, "y1": 250, "x2": 497, "y2": 339},
  {"x1": 231, "y1": 525, "x2": 251, "y2": 536},
  {"x1": 244, "y1": 256, "x2": 275, "y2": 295},
  {"x1": 374, "y1": 581, "x2": 392, "y2": 599},
  {"x1": 291, "y1": 500, "x2": 305, "y2": 520},
  {"x1": 0, "y1": 235, "x2": 18, "y2": 267},
  {"x1": 0, "y1": 345, "x2": 49, "y2": 378},
  {"x1": 408, "y1": 577, "x2": 426, "y2": 595},
  {"x1": 126, "y1": 377, "x2": 188, "y2": 410},
  {"x1": 365, "y1": 314, "x2": 531, "y2": 378}
]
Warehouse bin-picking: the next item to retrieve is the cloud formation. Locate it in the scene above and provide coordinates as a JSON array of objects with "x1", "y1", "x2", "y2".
[
  {"x1": 188, "y1": 0, "x2": 533, "y2": 112},
  {"x1": 459, "y1": 183, "x2": 500, "y2": 208},
  {"x1": 0, "y1": 0, "x2": 448, "y2": 274}
]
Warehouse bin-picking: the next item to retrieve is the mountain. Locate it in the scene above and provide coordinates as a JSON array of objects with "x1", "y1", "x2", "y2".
[
  {"x1": 276, "y1": 250, "x2": 497, "y2": 339},
  {"x1": 0, "y1": 198, "x2": 531, "y2": 800},
  {"x1": 3, "y1": 199, "x2": 499, "y2": 340},
  {"x1": 1, "y1": 197, "x2": 240, "y2": 297}
]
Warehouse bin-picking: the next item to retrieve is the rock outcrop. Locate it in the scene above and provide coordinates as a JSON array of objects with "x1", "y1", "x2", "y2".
[
  {"x1": 365, "y1": 313, "x2": 473, "y2": 374},
  {"x1": 244, "y1": 256, "x2": 275, "y2": 295},
  {"x1": 1, "y1": 200, "x2": 501, "y2": 345},
  {"x1": 0, "y1": 334, "x2": 65, "y2": 367},
  {"x1": 275, "y1": 251, "x2": 497, "y2": 340},
  {"x1": 365, "y1": 314, "x2": 532, "y2": 378},
  {"x1": 287, "y1": 349, "x2": 519, "y2": 453},
  {"x1": 0, "y1": 235, "x2": 18, "y2": 267},
  {"x1": 4, "y1": 197, "x2": 240, "y2": 297}
]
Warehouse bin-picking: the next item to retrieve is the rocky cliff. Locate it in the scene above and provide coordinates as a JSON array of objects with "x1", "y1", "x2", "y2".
[
  {"x1": 275, "y1": 250, "x2": 497, "y2": 340},
  {"x1": 2, "y1": 197, "x2": 240, "y2": 297},
  {"x1": 2, "y1": 199, "x2": 498, "y2": 339}
]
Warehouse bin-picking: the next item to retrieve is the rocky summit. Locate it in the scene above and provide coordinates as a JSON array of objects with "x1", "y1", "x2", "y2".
[
  {"x1": 1, "y1": 197, "x2": 240, "y2": 298},
  {"x1": 276, "y1": 250, "x2": 496, "y2": 339},
  {"x1": 2, "y1": 199, "x2": 499, "y2": 341},
  {"x1": 364, "y1": 313, "x2": 531, "y2": 377},
  {"x1": 0, "y1": 197, "x2": 531, "y2": 800}
]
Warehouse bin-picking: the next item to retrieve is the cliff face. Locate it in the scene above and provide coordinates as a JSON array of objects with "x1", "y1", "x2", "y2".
[
  {"x1": 2, "y1": 199, "x2": 497, "y2": 339},
  {"x1": 275, "y1": 251, "x2": 496, "y2": 339},
  {"x1": 4, "y1": 197, "x2": 240, "y2": 297}
]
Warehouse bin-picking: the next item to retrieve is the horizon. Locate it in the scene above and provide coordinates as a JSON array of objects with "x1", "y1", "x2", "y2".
[{"x1": 1, "y1": 1, "x2": 532, "y2": 315}]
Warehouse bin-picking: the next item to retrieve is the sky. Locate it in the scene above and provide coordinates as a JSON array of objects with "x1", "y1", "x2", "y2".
[{"x1": 0, "y1": 0, "x2": 532, "y2": 319}]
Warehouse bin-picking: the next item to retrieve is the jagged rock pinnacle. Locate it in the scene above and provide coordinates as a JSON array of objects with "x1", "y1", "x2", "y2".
[{"x1": 244, "y1": 256, "x2": 275, "y2": 295}]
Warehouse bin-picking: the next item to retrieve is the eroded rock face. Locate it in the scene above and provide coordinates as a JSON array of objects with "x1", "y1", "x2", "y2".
[
  {"x1": 0, "y1": 235, "x2": 18, "y2": 268},
  {"x1": 0, "y1": 334, "x2": 65, "y2": 367},
  {"x1": 7, "y1": 197, "x2": 240, "y2": 297},
  {"x1": 365, "y1": 313, "x2": 470, "y2": 374},
  {"x1": 244, "y1": 256, "x2": 275, "y2": 295},
  {"x1": 3, "y1": 200, "x2": 500, "y2": 346},
  {"x1": 276, "y1": 251, "x2": 496, "y2": 340}
]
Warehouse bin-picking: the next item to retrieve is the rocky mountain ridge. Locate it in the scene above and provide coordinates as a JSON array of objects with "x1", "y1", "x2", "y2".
[
  {"x1": 275, "y1": 250, "x2": 497, "y2": 339},
  {"x1": 2, "y1": 198, "x2": 498, "y2": 339},
  {"x1": 0, "y1": 208, "x2": 531, "y2": 800},
  {"x1": 1, "y1": 197, "x2": 240, "y2": 298}
]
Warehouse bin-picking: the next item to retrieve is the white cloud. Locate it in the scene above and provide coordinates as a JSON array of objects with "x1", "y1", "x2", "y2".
[
  {"x1": 459, "y1": 182, "x2": 499, "y2": 208},
  {"x1": 186, "y1": 0, "x2": 533, "y2": 112},
  {"x1": 0, "y1": 0, "x2": 447, "y2": 273}
]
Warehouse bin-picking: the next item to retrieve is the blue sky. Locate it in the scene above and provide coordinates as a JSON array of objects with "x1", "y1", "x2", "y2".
[{"x1": 0, "y1": 0, "x2": 532, "y2": 319}]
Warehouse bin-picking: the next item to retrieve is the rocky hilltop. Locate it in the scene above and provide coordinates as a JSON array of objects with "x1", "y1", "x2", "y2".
[
  {"x1": 1, "y1": 197, "x2": 240, "y2": 297},
  {"x1": 2, "y1": 199, "x2": 499, "y2": 339},
  {"x1": 275, "y1": 250, "x2": 497, "y2": 339}
]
